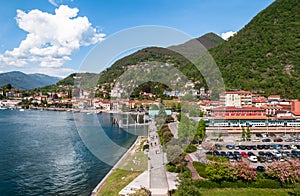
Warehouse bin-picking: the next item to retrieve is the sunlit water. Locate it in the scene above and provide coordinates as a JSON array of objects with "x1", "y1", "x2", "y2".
[{"x1": 0, "y1": 110, "x2": 139, "y2": 195}]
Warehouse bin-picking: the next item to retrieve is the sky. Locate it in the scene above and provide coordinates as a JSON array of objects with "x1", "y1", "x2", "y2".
[{"x1": 0, "y1": 0, "x2": 275, "y2": 77}]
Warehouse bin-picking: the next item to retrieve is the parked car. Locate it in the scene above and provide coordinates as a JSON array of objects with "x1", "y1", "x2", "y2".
[
  {"x1": 269, "y1": 133, "x2": 276, "y2": 137},
  {"x1": 256, "y1": 133, "x2": 263, "y2": 138},
  {"x1": 262, "y1": 138, "x2": 271, "y2": 142},
  {"x1": 239, "y1": 145, "x2": 246, "y2": 150},
  {"x1": 285, "y1": 138, "x2": 294, "y2": 142},
  {"x1": 215, "y1": 144, "x2": 222, "y2": 150},
  {"x1": 241, "y1": 152, "x2": 248, "y2": 158},
  {"x1": 226, "y1": 145, "x2": 234, "y2": 150},
  {"x1": 248, "y1": 156, "x2": 258, "y2": 162},
  {"x1": 220, "y1": 151, "x2": 227, "y2": 157},
  {"x1": 273, "y1": 138, "x2": 283, "y2": 142},
  {"x1": 256, "y1": 166, "x2": 265, "y2": 172}
]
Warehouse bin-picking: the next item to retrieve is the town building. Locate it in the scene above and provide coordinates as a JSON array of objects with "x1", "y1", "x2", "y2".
[
  {"x1": 211, "y1": 106, "x2": 267, "y2": 120},
  {"x1": 219, "y1": 90, "x2": 252, "y2": 107}
]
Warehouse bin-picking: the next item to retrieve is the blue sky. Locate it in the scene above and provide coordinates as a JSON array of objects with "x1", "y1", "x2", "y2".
[{"x1": 0, "y1": 0, "x2": 275, "y2": 77}]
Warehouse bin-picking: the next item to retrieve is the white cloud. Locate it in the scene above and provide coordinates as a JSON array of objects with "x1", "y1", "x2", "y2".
[
  {"x1": 221, "y1": 31, "x2": 236, "y2": 40},
  {"x1": 0, "y1": 5, "x2": 105, "y2": 68}
]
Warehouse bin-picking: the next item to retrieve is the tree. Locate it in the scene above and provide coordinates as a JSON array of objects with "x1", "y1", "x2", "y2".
[
  {"x1": 196, "y1": 119, "x2": 206, "y2": 141},
  {"x1": 242, "y1": 126, "x2": 246, "y2": 140},
  {"x1": 246, "y1": 126, "x2": 251, "y2": 140},
  {"x1": 178, "y1": 113, "x2": 196, "y2": 142},
  {"x1": 177, "y1": 112, "x2": 182, "y2": 122}
]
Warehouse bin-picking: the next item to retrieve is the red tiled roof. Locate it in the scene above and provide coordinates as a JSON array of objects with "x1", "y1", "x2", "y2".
[
  {"x1": 220, "y1": 90, "x2": 251, "y2": 95},
  {"x1": 212, "y1": 106, "x2": 264, "y2": 111}
]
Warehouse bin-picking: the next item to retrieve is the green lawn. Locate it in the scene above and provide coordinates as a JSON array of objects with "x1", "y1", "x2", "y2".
[
  {"x1": 197, "y1": 188, "x2": 291, "y2": 196},
  {"x1": 118, "y1": 150, "x2": 148, "y2": 171},
  {"x1": 97, "y1": 169, "x2": 142, "y2": 196},
  {"x1": 192, "y1": 162, "x2": 207, "y2": 178}
]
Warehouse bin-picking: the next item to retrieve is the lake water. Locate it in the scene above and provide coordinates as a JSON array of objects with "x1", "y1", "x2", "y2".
[{"x1": 0, "y1": 110, "x2": 141, "y2": 195}]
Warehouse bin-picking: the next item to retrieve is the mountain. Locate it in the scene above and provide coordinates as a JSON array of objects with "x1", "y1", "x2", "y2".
[
  {"x1": 0, "y1": 71, "x2": 60, "y2": 90},
  {"x1": 97, "y1": 32, "x2": 224, "y2": 85},
  {"x1": 209, "y1": 0, "x2": 300, "y2": 98}
]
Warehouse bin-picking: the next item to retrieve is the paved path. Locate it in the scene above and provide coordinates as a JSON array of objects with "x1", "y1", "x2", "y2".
[{"x1": 148, "y1": 122, "x2": 169, "y2": 196}]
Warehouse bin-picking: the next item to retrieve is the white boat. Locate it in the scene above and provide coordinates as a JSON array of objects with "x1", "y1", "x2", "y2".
[
  {"x1": 0, "y1": 107, "x2": 7, "y2": 110},
  {"x1": 19, "y1": 109, "x2": 25, "y2": 112}
]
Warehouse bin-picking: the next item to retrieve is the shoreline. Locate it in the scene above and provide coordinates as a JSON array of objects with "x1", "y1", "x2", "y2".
[{"x1": 91, "y1": 136, "x2": 143, "y2": 196}]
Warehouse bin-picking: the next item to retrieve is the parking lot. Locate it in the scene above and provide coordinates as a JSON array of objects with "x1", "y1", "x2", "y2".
[{"x1": 202, "y1": 132, "x2": 300, "y2": 171}]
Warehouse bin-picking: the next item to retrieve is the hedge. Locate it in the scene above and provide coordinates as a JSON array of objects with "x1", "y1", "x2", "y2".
[{"x1": 194, "y1": 179, "x2": 284, "y2": 189}]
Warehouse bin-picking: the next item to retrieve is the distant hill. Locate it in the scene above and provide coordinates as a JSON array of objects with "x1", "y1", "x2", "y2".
[
  {"x1": 56, "y1": 72, "x2": 99, "y2": 87},
  {"x1": 209, "y1": 0, "x2": 300, "y2": 98},
  {"x1": 0, "y1": 71, "x2": 60, "y2": 90},
  {"x1": 97, "y1": 32, "x2": 224, "y2": 85}
]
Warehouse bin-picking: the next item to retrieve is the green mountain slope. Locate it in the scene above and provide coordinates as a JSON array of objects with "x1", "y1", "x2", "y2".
[
  {"x1": 0, "y1": 71, "x2": 60, "y2": 90},
  {"x1": 97, "y1": 32, "x2": 224, "y2": 85},
  {"x1": 209, "y1": 0, "x2": 300, "y2": 98}
]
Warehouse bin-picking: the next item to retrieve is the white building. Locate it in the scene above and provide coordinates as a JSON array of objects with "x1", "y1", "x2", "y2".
[{"x1": 220, "y1": 90, "x2": 252, "y2": 107}]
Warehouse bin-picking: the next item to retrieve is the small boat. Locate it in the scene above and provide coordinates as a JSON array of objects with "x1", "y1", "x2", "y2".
[{"x1": 19, "y1": 109, "x2": 25, "y2": 112}]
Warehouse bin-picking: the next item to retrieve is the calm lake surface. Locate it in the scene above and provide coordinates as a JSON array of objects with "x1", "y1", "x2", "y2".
[{"x1": 0, "y1": 110, "x2": 139, "y2": 195}]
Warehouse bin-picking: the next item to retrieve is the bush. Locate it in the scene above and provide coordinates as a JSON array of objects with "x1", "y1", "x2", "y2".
[
  {"x1": 142, "y1": 144, "x2": 149, "y2": 151},
  {"x1": 193, "y1": 179, "x2": 283, "y2": 189},
  {"x1": 163, "y1": 131, "x2": 174, "y2": 143},
  {"x1": 192, "y1": 162, "x2": 207, "y2": 178},
  {"x1": 185, "y1": 145, "x2": 197, "y2": 153},
  {"x1": 251, "y1": 179, "x2": 281, "y2": 189},
  {"x1": 166, "y1": 163, "x2": 178, "y2": 173},
  {"x1": 266, "y1": 159, "x2": 300, "y2": 184},
  {"x1": 194, "y1": 180, "x2": 220, "y2": 188},
  {"x1": 206, "y1": 154, "x2": 228, "y2": 162}
]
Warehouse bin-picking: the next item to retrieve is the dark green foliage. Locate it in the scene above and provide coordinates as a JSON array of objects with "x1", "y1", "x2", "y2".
[
  {"x1": 246, "y1": 126, "x2": 251, "y2": 139},
  {"x1": 157, "y1": 123, "x2": 174, "y2": 145},
  {"x1": 184, "y1": 144, "x2": 197, "y2": 153},
  {"x1": 206, "y1": 154, "x2": 228, "y2": 163},
  {"x1": 251, "y1": 179, "x2": 281, "y2": 189},
  {"x1": 95, "y1": 33, "x2": 223, "y2": 96},
  {"x1": 193, "y1": 179, "x2": 282, "y2": 189},
  {"x1": 209, "y1": 0, "x2": 300, "y2": 98},
  {"x1": 142, "y1": 144, "x2": 149, "y2": 151}
]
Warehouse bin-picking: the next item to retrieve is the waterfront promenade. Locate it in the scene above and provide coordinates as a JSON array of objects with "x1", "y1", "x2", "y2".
[{"x1": 148, "y1": 122, "x2": 169, "y2": 195}]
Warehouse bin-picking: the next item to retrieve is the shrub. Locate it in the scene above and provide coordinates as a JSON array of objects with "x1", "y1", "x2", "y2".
[
  {"x1": 185, "y1": 145, "x2": 197, "y2": 153},
  {"x1": 194, "y1": 180, "x2": 220, "y2": 188},
  {"x1": 205, "y1": 162, "x2": 256, "y2": 183},
  {"x1": 266, "y1": 159, "x2": 300, "y2": 184},
  {"x1": 142, "y1": 144, "x2": 149, "y2": 151},
  {"x1": 251, "y1": 179, "x2": 281, "y2": 189},
  {"x1": 206, "y1": 154, "x2": 228, "y2": 162},
  {"x1": 166, "y1": 163, "x2": 178, "y2": 173}
]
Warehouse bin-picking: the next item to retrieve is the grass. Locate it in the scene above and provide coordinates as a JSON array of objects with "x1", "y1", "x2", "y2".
[
  {"x1": 192, "y1": 162, "x2": 207, "y2": 178},
  {"x1": 97, "y1": 136, "x2": 147, "y2": 195},
  {"x1": 118, "y1": 150, "x2": 148, "y2": 171},
  {"x1": 97, "y1": 169, "x2": 142, "y2": 196},
  {"x1": 193, "y1": 188, "x2": 291, "y2": 196}
]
